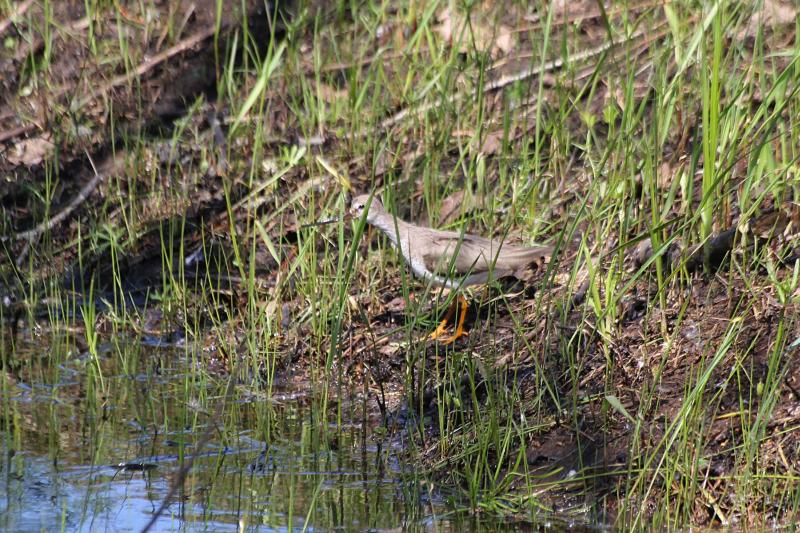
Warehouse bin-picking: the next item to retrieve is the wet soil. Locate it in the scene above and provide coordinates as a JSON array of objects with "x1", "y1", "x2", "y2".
[{"x1": 1, "y1": 0, "x2": 799, "y2": 528}]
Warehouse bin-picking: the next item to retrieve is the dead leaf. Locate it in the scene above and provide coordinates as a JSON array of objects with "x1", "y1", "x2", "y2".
[
  {"x1": 477, "y1": 128, "x2": 507, "y2": 155},
  {"x1": 316, "y1": 83, "x2": 347, "y2": 103},
  {"x1": 658, "y1": 159, "x2": 682, "y2": 190},
  {"x1": 738, "y1": 0, "x2": 797, "y2": 39},
  {"x1": 384, "y1": 296, "x2": 407, "y2": 314},
  {"x1": 493, "y1": 26, "x2": 514, "y2": 55},
  {"x1": 379, "y1": 342, "x2": 401, "y2": 357},
  {"x1": 435, "y1": 6, "x2": 515, "y2": 57},
  {"x1": 7, "y1": 133, "x2": 54, "y2": 166},
  {"x1": 439, "y1": 190, "x2": 467, "y2": 225},
  {"x1": 435, "y1": 7, "x2": 457, "y2": 44},
  {"x1": 549, "y1": 0, "x2": 595, "y2": 20}
]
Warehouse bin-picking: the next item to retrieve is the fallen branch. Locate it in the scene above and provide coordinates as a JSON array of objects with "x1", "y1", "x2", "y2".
[
  {"x1": 512, "y1": 0, "x2": 665, "y2": 36},
  {"x1": 76, "y1": 25, "x2": 218, "y2": 109},
  {"x1": 6, "y1": 150, "x2": 109, "y2": 242},
  {"x1": 0, "y1": 123, "x2": 36, "y2": 144},
  {"x1": 374, "y1": 37, "x2": 608, "y2": 133},
  {"x1": 1, "y1": 23, "x2": 217, "y2": 146},
  {"x1": 0, "y1": 0, "x2": 34, "y2": 38},
  {"x1": 13, "y1": 16, "x2": 89, "y2": 64},
  {"x1": 139, "y1": 378, "x2": 234, "y2": 533},
  {"x1": 371, "y1": 17, "x2": 669, "y2": 135},
  {"x1": 316, "y1": 48, "x2": 410, "y2": 73}
]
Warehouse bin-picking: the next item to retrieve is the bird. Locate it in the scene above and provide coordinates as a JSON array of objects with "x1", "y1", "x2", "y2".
[{"x1": 347, "y1": 194, "x2": 552, "y2": 343}]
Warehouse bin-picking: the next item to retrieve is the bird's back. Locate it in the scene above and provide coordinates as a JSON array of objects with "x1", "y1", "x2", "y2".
[{"x1": 367, "y1": 208, "x2": 550, "y2": 287}]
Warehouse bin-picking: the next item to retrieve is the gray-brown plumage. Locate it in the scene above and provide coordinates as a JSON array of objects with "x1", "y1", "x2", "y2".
[{"x1": 348, "y1": 194, "x2": 552, "y2": 289}]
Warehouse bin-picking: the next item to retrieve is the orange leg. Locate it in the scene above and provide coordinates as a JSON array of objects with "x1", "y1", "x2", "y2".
[
  {"x1": 428, "y1": 297, "x2": 458, "y2": 340},
  {"x1": 428, "y1": 295, "x2": 470, "y2": 344}
]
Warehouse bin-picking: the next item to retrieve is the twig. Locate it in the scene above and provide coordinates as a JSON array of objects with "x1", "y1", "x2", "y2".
[
  {"x1": 1, "y1": 16, "x2": 89, "y2": 143},
  {"x1": 512, "y1": 0, "x2": 665, "y2": 36},
  {"x1": 0, "y1": 0, "x2": 34, "y2": 38},
  {"x1": 14, "y1": 237, "x2": 32, "y2": 267},
  {"x1": 13, "y1": 16, "x2": 89, "y2": 64},
  {"x1": 113, "y1": 0, "x2": 146, "y2": 25},
  {"x1": 6, "y1": 150, "x2": 107, "y2": 242},
  {"x1": 208, "y1": 108, "x2": 228, "y2": 172},
  {"x1": 0, "y1": 23, "x2": 216, "y2": 142},
  {"x1": 2, "y1": 24, "x2": 218, "y2": 145},
  {"x1": 139, "y1": 378, "x2": 234, "y2": 533},
  {"x1": 76, "y1": 25, "x2": 218, "y2": 109},
  {"x1": 373, "y1": 33, "x2": 616, "y2": 134},
  {"x1": 370, "y1": 13, "x2": 676, "y2": 138},
  {"x1": 315, "y1": 48, "x2": 409, "y2": 73},
  {"x1": 0, "y1": 123, "x2": 36, "y2": 144}
]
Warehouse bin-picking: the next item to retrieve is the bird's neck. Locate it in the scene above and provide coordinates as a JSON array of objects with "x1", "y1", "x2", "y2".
[{"x1": 371, "y1": 213, "x2": 410, "y2": 247}]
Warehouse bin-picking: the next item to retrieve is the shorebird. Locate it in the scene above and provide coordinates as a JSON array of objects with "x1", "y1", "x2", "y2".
[{"x1": 347, "y1": 194, "x2": 552, "y2": 343}]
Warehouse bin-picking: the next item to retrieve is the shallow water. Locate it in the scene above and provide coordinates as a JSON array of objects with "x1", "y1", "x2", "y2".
[{"x1": 0, "y1": 330, "x2": 534, "y2": 532}]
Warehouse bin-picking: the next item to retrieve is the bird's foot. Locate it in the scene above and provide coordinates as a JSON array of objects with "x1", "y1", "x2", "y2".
[
  {"x1": 434, "y1": 325, "x2": 469, "y2": 345},
  {"x1": 427, "y1": 296, "x2": 469, "y2": 344},
  {"x1": 428, "y1": 320, "x2": 452, "y2": 341}
]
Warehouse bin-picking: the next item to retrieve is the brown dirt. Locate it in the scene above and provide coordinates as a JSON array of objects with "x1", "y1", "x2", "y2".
[{"x1": 1, "y1": 1, "x2": 799, "y2": 528}]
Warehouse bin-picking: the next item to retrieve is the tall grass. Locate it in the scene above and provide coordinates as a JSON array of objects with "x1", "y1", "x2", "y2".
[{"x1": 2, "y1": 0, "x2": 799, "y2": 529}]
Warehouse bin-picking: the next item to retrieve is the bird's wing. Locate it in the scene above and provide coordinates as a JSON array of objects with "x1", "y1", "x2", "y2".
[
  {"x1": 421, "y1": 233, "x2": 505, "y2": 276},
  {"x1": 422, "y1": 233, "x2": 551, "y2": 279}
]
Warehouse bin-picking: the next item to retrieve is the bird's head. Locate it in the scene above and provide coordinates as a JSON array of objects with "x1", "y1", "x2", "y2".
[{"x1": 347, "y1": 194, "x2": 383, "y2": 223}]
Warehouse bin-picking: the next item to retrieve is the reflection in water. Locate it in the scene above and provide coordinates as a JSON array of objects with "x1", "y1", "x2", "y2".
[{"x1": 0, "y1": 339, "x2": 508, "y2": 532}]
